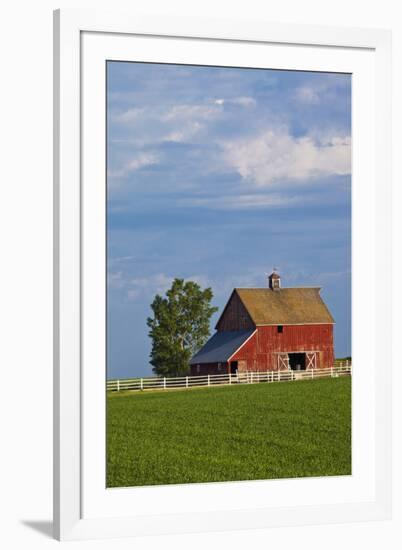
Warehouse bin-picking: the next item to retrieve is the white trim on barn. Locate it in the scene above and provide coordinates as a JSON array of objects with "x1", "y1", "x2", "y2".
[
  {"x1": 274, "y1": 350, "x2": 319, "y2": 370},
  {"x1": 226, "y1": 329, "x2": 257, "y2": 363}
]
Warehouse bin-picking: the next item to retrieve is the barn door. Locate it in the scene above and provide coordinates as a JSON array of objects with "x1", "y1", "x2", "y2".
[
  {"x1": 306, "y1": 352, "x2": 317, "y2": 370},
  {"x1": 277, "y1": 353, "x2": 289, "y2": 370},
  {"x1": 237, "y1": 360, "x2": 247, "y2": 372}
]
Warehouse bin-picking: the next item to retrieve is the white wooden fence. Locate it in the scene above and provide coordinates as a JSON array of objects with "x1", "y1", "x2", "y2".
[{"x1": 107, "y1": 363, "x2": 352, "y2": 393}]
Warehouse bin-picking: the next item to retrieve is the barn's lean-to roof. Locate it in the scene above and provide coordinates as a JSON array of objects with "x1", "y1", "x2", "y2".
[
  {"x1": 233, "y1": 287, "x2": 335, "y2": 325},
  {"x1": 190, "y1": 329, "x2": 255, "y2": 365}
]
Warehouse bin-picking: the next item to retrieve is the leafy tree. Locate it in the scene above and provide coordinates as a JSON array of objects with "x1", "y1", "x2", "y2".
[{"x1": 147, "y1": 278, "x2": 218, "y2": 377}]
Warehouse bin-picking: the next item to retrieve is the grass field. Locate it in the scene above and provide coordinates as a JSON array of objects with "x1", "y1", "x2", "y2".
[{"x1": 107, "y1": 377, "x2": 351, "y2": 487}]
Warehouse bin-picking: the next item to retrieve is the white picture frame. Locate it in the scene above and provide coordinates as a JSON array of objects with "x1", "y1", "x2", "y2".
[{"x1": 53, "y1": 8, "x2": 392, "y2": 541}]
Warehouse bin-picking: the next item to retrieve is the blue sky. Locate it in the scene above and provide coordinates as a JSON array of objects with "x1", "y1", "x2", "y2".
[{"x1": 107, "y1": 62, "x2": 351, "y2": 379}]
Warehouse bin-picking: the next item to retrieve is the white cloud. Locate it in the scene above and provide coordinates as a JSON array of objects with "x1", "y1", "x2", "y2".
[
  {"x1": 178, "y1": 193, "x2": 302, "y2": 210},
  {"x1": 160, "y1": 103, "x2": 224, "y2": 142},
  {"x1": 295, "y1": 86, "x2": 321, "y2": 104},
  {"x1": 162, "y1": 104, "x2": 223, "y2": 122},
  {"x1": 108, "y1": 152, "x2": 159, "y2": 179},
  {"x1": 213, "y1": 97, "x2": 256, "y2": 107},
  {"x1": 163, "y1": 121, "x2": 203, "y2": 143},
  {"x1": 111, "y1": 108, "x2": 145, "y2": 124},
  {"x1": 231, "y1": 96, "x2": 256, "y2": 107},
  {"x1": 107, "y1": 271, "x2": 125, "y2": 289},
  {"x1": 110, "y1": 98, "x2": 257, "y2": 147},
  {"x1": 110, "y1": 272, "x2": 212, "y2": 302},
  {"x1": 110, "y1": 103, "x2": 220, "y2": 146},
  {"x1": 125, "y1": 153, "x2": 159, "y2": 171},
  {"x1": 127, "y1": 273, "x2": 173, "y2": 301},
  {"x1": 221, "y1": 130, "x2": 351, "y2": 187}
]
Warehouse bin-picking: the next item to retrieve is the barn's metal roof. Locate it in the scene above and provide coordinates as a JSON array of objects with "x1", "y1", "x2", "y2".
[
  {"x1": 190, "y1": 329, "x2": 255, "y2": 365},
  {"x1": 234, "y1": 287, "x2": 335, "y2": 325}
]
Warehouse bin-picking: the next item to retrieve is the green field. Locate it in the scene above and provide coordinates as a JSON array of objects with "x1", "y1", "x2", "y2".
[{"x1": 107, "y1": 377, "x2": 351, "y2": 487}]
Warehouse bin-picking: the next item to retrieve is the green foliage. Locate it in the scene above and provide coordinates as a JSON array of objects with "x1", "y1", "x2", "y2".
[
  {"x1": 107, "y1": 377, "x2": 352, "y2": 487},
  {"x1": 147, "y1": 278, "x2": 218, "y2": 376}
]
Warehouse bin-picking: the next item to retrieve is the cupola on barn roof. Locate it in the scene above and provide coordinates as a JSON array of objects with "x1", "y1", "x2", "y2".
[{"x1": 268, "y1": 271, "x2": 281, "y2": 290}]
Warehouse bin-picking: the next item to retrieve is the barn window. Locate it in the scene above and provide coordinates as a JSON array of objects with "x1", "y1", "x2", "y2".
[
  {"x1": 196, "y1": 364, "x2": 200, "y2": 374},
  {"x1": 217, "y1": 362, "x2": 222, "y2": 371},
  {"x1": 277, "y1": 325, "x2": 283, "y2": 333}
]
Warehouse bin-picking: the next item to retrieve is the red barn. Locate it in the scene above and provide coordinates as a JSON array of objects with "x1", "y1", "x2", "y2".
[{"x1": 190, "y1": 272, "x2": 334, "y2": 375}]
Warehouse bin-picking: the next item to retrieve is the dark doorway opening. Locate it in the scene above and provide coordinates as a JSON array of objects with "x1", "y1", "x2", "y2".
[
  {"x1": 288, "y1": 353, "x2": 306, "y2": 371},
  {"x1": 230, "y1": 361, "x2": 238, "y2": 374}
]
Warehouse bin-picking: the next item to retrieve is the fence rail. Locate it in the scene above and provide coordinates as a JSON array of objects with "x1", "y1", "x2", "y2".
[{"x1": 107, "y1": 363, "x2": 352, "y2": 393}]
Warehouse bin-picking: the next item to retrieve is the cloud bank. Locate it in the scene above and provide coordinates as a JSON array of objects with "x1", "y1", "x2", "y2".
[{"x1": 222, "y1": 131, "x2": 351, "y2": 187}]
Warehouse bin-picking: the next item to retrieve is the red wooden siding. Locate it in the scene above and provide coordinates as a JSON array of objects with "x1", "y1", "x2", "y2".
[
  {"x1": 189, "y1": 362, "x2": 228, "y2": 376},
  {"x1": 230, "y1": 324, "x2": 334, "y2": 371},
  {"x1": 216, "y1": 291, "x2": 254, "y2": 332},
  {"x1": 228, "y1": 330, "x2": 257, "y2": 370}
]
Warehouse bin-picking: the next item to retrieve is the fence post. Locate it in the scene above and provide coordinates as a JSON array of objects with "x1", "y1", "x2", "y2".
[
  {"x1": 208, "y1": 374, "x2": 210, "y2": 387},
  {"x1": 229, "y1": 373, "x2": 232, "y2": 385},
  {"x1": 311, "y1": 369, "x2": 314, "y2": 379},
  {"x1": 186, "y1": 376, "x2": 188, "y2": 388},
  {"x1": 140, "y1": 378, "x2": 143, "y2": 391},
  {"x1": 278, "y1": 370, "x2": 281, "y2": 382},
  {"x1": 163, "y1": 377, "x2": 166, "y2": 389},
  {"x1": 331, "y1": 366, "x2": 333, "y2": 378},
  {"x1": 251, "y1": 372, "x2": 253, "y2": 384},
  {"x1": 117, "y1": 379, "x2": 120, "y2": 392}
]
